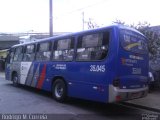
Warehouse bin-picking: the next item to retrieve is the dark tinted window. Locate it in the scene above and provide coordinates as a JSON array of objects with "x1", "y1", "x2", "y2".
[
  {"x1": 52, "y1": 38, "x2": 74, "y2": 61},
  {"x1": 8, "y1": 48, "x2": 14, "y2": 63},
  {"x1": 13, "y1": 47, "x2": 23, "y2": 61},
  {"x1": 23, "y1": 44, "x2": 35, "y2": 61},
  {"x1": 36, "y1": 42, "x2": 51, "y2": 61},
  {"x1": 120, "y1": 29, "x2": 147, "y2": 54},
  {"x1": 76, "y1": 32, "x2": 109, "y2": 61}
]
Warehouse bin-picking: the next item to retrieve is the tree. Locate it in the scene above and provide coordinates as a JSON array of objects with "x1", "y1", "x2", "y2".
[
  {"x1": 133, "y1": 22, "x2": 160, "y2": 61},
  {"x1": 113, "y1": 20, "x2": 160, "y2": 70},
  {"x1": 112, "y1": 19, "x2": 126, "y2": 25},
  {"x1": 86, "y1": 18, "x2": 100, "y2": 29},
  {"x1": 113, "y1": 20, "x2": 160, "y2": 60}
]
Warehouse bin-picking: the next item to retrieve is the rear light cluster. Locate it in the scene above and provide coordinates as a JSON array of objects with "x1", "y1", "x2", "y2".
[
  {"x1": 116, "y1": 95, "x2": 122, "y2": 101},
  {"x1": 113, "y1": 78, "x2": 120, "y2": 87}
]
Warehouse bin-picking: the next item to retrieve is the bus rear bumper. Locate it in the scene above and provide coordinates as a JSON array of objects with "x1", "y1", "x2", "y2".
[{"x1": 108, "y1": 85, "x2": 148, "y2": 103}]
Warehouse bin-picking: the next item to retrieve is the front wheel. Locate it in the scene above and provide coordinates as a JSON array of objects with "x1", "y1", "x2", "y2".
[{"x1": 52, "y1": 79, "x2": 67, "y2": 102}]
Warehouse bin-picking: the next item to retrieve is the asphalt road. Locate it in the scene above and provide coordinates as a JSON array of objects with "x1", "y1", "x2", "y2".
[{"x1": 0, "y1": 75, "x2": 159, "y2": 120}]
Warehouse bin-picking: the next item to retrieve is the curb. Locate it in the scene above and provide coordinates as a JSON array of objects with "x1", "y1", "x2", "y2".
[{"x1": 121, "y1": 102, "x2": 160, "y2": 113}]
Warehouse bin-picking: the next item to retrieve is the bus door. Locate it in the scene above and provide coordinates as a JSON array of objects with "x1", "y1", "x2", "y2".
[
  {"x1": 5, "y1": 49, "x2": 14, "y2": 80},
  {"x1": 22, "y1": 44, "x2": 36, "y2": 86},
  {"x1": 32, "y1": 42, "x2": 52, "y2": 89}
]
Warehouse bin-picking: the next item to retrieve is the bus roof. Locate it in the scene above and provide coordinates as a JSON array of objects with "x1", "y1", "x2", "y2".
[{"x1": 11, "y1": 24, "x2": 145, "y2": 48}]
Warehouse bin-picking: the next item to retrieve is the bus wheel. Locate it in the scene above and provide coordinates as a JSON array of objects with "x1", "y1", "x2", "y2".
[
  {"x1": 12, "y1": 73, "x2": 19, "y2": 86},
  {"x1": 52, "y1": 79, "x2": 67, "y2": 102}
]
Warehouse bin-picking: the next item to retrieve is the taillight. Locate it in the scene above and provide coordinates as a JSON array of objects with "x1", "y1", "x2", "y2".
[{"x1": 116, "y1": 95, "x2": 122, "y2": 101}]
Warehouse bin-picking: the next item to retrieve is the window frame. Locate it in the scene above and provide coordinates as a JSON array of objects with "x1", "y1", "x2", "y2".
[
  {"x1": 13, "y1": 46, "x2": 24, "y2": 62},
  {"x1": 52, "y1": 37, "x2": 75, "y2": 61},
  {"x1": 7, "y1": 48, "x2": 15, "y2": 63},
  {"x1": 36, "y1": 41, "x2": 52, "y2": 61},
  {"x1": 120, "y1": 29, "x2": 148, "y2": 54},
  {"x1": 76, "y1": 31, "x2": 110, "y2": 62},
  {"x1": 23, "y1": 44, "x2": 36, "y2": 61}
]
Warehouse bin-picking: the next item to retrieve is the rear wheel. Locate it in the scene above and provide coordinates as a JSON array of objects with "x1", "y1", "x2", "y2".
[
  {"x1": 12, "y1": 73, "x2": 19, "y2": 86},
  {"x1": 52, "y1": 79, "x2": 67, "y2": 102}
]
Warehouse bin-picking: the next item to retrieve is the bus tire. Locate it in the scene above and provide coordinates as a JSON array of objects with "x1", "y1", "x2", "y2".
[
  {"x1": 52, "y1": 79, "x2": 67, "y2": 102},
  {"x1": 12, "y1": 73, "x2": 19, "y2": 87}
]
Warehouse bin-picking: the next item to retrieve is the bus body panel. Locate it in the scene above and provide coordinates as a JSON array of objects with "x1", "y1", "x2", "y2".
[
  {"x1": 5, "y1": 25, "x2": 149, "y2": 103},
  {"x1": 65, "y1": 30, "x2": 117, "y2": 102},
  {"x1": 117, "y1": 51, "x2": 149, "y2": 89},
  {"x1": 66, "y1": 62, "x2": 109, "y2": 102},
  {"x1": 22, "y1": 61, "x2": 53, "y2": 90},
  {"x1": 5, "y1": 63, "x2": 11, "y2": 80},
  {"x1": 116, "y1": 28, "x2": 149, "y2": 90}
]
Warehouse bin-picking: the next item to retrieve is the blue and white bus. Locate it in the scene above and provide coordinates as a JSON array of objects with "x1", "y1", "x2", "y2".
[{"x1": 5, "y1": 25, "x2": 149, "y2": 103}]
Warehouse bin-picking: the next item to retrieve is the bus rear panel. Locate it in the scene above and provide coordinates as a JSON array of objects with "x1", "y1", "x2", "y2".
[{"x1": 108, "y1": 27, "x2": 148, "y2": 102}]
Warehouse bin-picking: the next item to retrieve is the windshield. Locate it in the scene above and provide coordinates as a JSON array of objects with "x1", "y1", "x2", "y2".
[{"x1": 120, "y1": 29, "x2": 148, "y2": 54}]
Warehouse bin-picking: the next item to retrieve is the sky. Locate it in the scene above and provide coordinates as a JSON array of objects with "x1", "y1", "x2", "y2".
[{"x1": 0, "y1": 0, "x2": 159, "y2": 33}]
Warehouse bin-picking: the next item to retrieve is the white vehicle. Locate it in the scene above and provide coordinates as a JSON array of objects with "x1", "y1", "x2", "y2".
[
  {"x1": 149, "y1": 72, "x2": 154, "y2": 82},
  {"x1": 148, "y1": 72, "x2": 155, "y2": 90}
]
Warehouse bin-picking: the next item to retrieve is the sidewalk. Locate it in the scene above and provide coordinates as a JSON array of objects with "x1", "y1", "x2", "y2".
[
  {"x1": 123, "y1": 89, "x2": 160, "y2": 112},
  {"x1": 0, "y1": 71, "x2": 5, "y2": 78}
]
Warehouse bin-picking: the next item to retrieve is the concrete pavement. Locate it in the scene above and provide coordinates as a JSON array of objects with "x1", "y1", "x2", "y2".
[
  {"x1": 124, "y1": 89, "x2": 160, "y2": 112},
  {"x1": 0, "y1": 71, "x2": 5, "y2": 78}
]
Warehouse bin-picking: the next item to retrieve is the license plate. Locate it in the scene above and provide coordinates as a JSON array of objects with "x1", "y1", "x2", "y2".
[{"x1": 131, "y1": 92, "x2": 141, "y2": 99}]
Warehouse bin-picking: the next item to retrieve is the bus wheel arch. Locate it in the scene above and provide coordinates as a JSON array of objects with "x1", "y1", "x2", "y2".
[
  {"x1": 12, "y1": 71, "x2": 19, "y2": 86},
  {"x1": 51, "y1": 76, "x2": 68, "y2": 102}
]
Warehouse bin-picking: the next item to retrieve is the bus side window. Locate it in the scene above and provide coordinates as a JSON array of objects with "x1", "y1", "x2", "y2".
[
  {"x1": 76, "y1": 32, "x2": 109, "y2": 61},
  {"x1": 52, "y1": 38, "x2": 74, "y2": 61},
  {"x1": 13, "y1": 47, "x2": 23, "y2": 62},
  {"x1": 5, "y1": 51, "x2": 12, "y2": 64},
  {"x1": 23, "y1": 44, "x2": 35, "y2": 61},
  {"x1": 36, "y1": 42, "x2": 51, "y2": 61},
  {"x1": 9, "y1": 49, "x2": 15, "y2": 63}
]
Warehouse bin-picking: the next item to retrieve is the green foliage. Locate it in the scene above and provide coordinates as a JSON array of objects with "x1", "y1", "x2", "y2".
[
  {"x1": 87, "y1": 18, "x2": 99, "y2": 29},
  {"x1": 133, "y1": 22, "x2": 160, "y2": 60},
  {"x1": 112, "y1": 19, "x2": 126, "y2": 25}
]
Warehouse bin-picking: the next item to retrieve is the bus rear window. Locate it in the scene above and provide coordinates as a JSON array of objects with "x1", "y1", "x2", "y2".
[{"x1": 120, "y1": 29, "x2": 148, "y2": 54}]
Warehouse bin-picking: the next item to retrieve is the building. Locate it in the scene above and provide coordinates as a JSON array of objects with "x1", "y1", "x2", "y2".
[
  {"x1": 0, "y1": 34, "x2": 19, "y2": 50},
  {"x1": 19, "y1": 32, "x2": 70, "y2": 43},
  {"x1": 0, "y1": 32, "x2": 70, "y2": 49}
]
